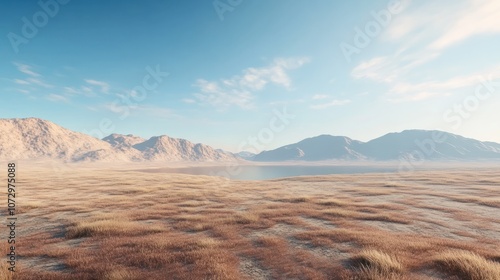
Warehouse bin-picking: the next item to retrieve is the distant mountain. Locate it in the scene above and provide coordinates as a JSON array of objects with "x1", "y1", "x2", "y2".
[
  {"x1": 253, "y1": 135, "x2": 366, "y2": 161},
  {"x1": 0, "y1": 118, "x2": 139, "y2": 162},
  {"x1": 103, "y1": 133, "x2": 145, "y2": 148},
  {"x1": 2, "y1": 118, "x2": 499, "y2": 162},
  {"x1": 361, "y1": 130, "x2": 500, "y2": 160},
  {"x1": 236, "y1": 151, "x2": 256, "y2": 160},
  {"x1": 0, "y1": 118, "x2": 236, "y2": 162},
  {"x1": 253, "y1": 130, "x2": 500, "y2": 161},
  {"x1": 133, "y1": 136, "x2": 235, "y2": 161}
]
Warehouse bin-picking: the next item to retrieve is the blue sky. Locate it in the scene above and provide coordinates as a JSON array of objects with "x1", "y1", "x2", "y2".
[{"x1": 2, "y1": 0, "x2": 500, "y2": 152}]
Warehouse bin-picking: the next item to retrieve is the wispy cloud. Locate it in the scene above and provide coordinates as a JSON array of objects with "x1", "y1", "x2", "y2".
[
  {"x1": 351, "y1": 51, "x2": 440, "y2": 84},
  {"x1": 46, "y1": 94, "x2": 69, "y2": 103},
  {"x1": 386, "y1": 0, "x2": 500, "y2": 51},
  {"x1": 15, "y1": 89, "x2": 30, "y2": 94},
  {"x1": 310, "y1": 94, "x2": 350, "y2": 110},
  {"x1": 14, "y1": 79, "x2": 30, "y2": 85},
  {"x1": 310, "y1": 99, "x2": 351, "y2": 110},
  {"x1": 85, "y1": 79, "x2": 110, "y2": 94},
  {"x1": 191, "y1": 57, "x2": 310, "y2": 109},
  {"x1": 431, "y1": 1, "x2": 500, "y2": 49},
  {"x1": 194, "y1": 79, "x2": 254, "y2": 109},
  {"x1": 387, "y1": 66, "x2": 500, "y2": 102},
  {"x1": 61, "y1": 85, "x2": 97, "y2": 97},
  {"x1": 14, "y1": 63, "x2": 40, "y2": 77},
  {"x1": 352, "y1": 0, "x2": 500, "y2": 102},
  {"x1": 12, "y1": 62, "x2": 53, "y2": 89},
  {"x1": 64, "y1": 87, "x2": 80, "y2": 95},
  {"x1": 26, "y1": 78, "x2": 53, "y2": 88},
  {"x1": 355, "y1": 61, "x2": 500, "y2": 102},
  {"x1": 13, "y1": 78, "x2": 53, "y2": 88}
]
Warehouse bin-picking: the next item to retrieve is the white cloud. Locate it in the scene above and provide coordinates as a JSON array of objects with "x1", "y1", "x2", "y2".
[
  {"x1": 27, "y1": 78, "x2": 53, "y2": 88},
  {"x1": 385, "y1": 0, "x2": 500, "y2": 51},
  {"x1": 353, "y1": 0, "x2": 500, "y2": 102},
  {"x1": 312, "y1": 94, "x2": 330, "y2": 100},
  {"x1": 351, "y1": 51, "x2": 440, "y2": 84},
  {"x1": 64, "y1": 87, "x2": 79, "y2": 95},
  {"x1": 429, "y1": 0, "x2": 500, "y2": 50},
  {"x1": 192, "y1": 57, "x2": 310, "y2": 109},
  {"x1": 103, "y1": 103, "x2": 123, "y2": 114},
  {"x1": 12, "y1": 62, "x2": 55, "y2": 90},
  {"x1": 85, "y1": 79, "x2": 110, "y2": 94},
  {"x1": 14, "y1": 79, "x2": 29, "y2": 85},
  {"x1": 387, "y1": 66, "x2": 500, "y2": 102},
  {"x1": 14, "y1": 63, "x2": 40, "y2": 77},
  {"x1": 310, "y1": 99, "x2": 351, "y2": 110},
  {"x1": 81, "y1": 86, "x2": 94, "y2": 95},
  {"x1": 194, "y1": 79, "x2": 254, "y2": 109},
  {"x1": 46, "y1": 94, "x2": 69, "y2": 103},
  {"x1": 62, "y1": 85, "x2": 98, "y2": 97},
  {"x1": 15, "y1": 89, "x2": 30, "y2": 94}
]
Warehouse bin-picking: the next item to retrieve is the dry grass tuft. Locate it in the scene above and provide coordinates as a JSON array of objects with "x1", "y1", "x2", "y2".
[
  {"x1": 195, "y1": 237, "x2": 220, "y2": 249},
  {"x1": 316, "y1": 198, "x2": 347, "y2": 206},
  {"x1": 433, "y1": 250, "x2": 500, "y2": 280},
  {"x1": 233, "y1": 212, "x2": 260, "y2": 224},
  {"x1": 350, "y1": 249, "x2": 404, "y2": 279},
  {"x1": 66, "y1": 218, "x2": 163, "y2": 238},
  {"x1": 281, "y1": 196, "x2": 312, "y2": 203},
  {"x1": 0, "y1": 262, "x2": 13, "y2": 280},
  {"x1": 103, "y1": 267, "x2": 137, "y2": 280},
  {"x1": 16, "y1": 200, "x2": 44, "y2": 214}
]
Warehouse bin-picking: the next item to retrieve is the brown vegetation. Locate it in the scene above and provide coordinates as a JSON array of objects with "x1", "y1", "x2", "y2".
[{"x1": 2, "y1": 165, "x2": 499, "y2": 279}]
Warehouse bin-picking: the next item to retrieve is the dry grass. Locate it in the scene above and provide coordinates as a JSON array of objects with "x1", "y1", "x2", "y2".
[
  {"x1": 103, "y1": 267, "x2": 137, "y2": 280},
  {"x1": 5, "y1": 164, "x2": 500, "y2": 279},
  {"x1": 433, "y1": 250, "x2": 500, "y2": 280},
  {"x1": 0, "y1": 262, "x2": 13, "y2": 280},
  {"x1": 66, "y1": 218, "x2": 163, "y2": 238},
  {"x1": 350, "y1": 249, "x2": 404, "y2": 280}
]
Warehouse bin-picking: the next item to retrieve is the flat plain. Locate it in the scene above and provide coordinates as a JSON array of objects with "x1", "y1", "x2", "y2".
[{"x1": 2, "y1": 165, "x2": 500, "y2": 279}]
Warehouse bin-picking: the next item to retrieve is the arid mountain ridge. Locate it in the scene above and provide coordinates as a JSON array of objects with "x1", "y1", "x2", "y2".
[
  {"x1": 0, "y1": 118, "x2": 236, "y2": 162},
  {"x1": 1, "y1": 118, "x2": 499, "y2": 162}
]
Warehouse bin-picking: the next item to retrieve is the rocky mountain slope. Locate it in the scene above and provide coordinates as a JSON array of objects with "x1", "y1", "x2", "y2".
[
  {"x1": 0, "y1": 118, "x2": 137, "y2": 162},
  {"x1": 0, "y1": 118, "x2": 236, "y2": 162}
]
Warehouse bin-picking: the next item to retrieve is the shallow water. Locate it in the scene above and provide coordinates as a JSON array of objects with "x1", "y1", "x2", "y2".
[{"x1": 145, "y1": 165, "x2": 400, "y2": 180}]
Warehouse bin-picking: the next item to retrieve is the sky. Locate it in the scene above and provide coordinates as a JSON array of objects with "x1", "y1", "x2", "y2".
[{"x1": 1, "y1": 0, "x2": 500, "y2": 152}]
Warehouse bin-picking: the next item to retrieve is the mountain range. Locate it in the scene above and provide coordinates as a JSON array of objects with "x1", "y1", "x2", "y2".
[
  {"x1": 253, "y1": 131, "x2": 500, "y2": 161},
  {"x1": 0, "y1": 118, "x2": 236, "y2": 162},
  {"x1": 1, "y1": 118, "x2": 499, "y2": 162}
]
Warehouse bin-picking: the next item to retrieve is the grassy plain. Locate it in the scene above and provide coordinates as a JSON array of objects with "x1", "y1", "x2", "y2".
[{"x1": 2, "y1": 165, "x2": 500, "y2": 279}]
